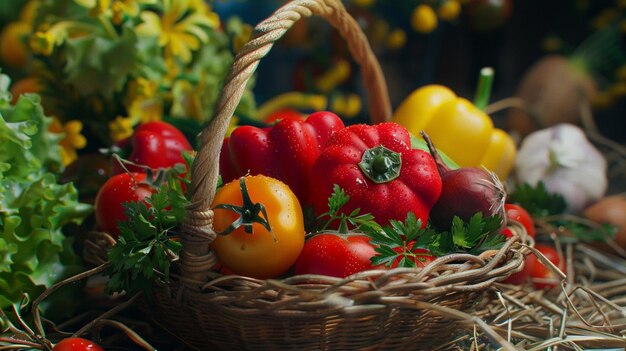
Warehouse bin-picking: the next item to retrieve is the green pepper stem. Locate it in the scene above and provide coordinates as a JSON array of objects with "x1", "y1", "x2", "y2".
[
  {"x1": 473, "y1": 67, "x2": 494, "y2": 112},
  {"x1": 358, "y1": 145, "x2": 402, "y2": 184}
]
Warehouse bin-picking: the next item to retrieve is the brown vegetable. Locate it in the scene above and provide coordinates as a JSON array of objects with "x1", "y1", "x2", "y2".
[
  {"x1": 506, "y1": 55, "x2": 597, "y2": 138},
  {"x1": 583, "y1": 195, "x2": 626, "y2": 250}
]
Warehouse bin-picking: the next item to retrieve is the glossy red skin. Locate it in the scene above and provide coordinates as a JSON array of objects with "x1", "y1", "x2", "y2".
[
  {"x1": 220, "y1": 111, "x2": 344, "y2": 206},
  {"x1": 310, "y1": 122, "x2": 442, "y2": 226},
  {"x1": 53, "y1": 337, "x2": 104, "y2": 351},
  {"x1": 529, "y1": 244, "x2": 564, "y2": 290},
  {"x1": 264, "y1": 107, "x2": 305, "y2": 124},
  {"x1": 504, "y1": 244, "x2": 564, "y2": 289},
  {"x1": 112, "y1": 121, "x2": 192, "y2": 174},
  {"x1": 505, "y1": 203, "x2": 536, "y2": 237},
  {"x1": 429, "y1": 167, "x2": 503, "y2": 231},
  {"x1": 502, "y1": 251, "x2": 531, "y2": 285},
  {"x1": 94, "y1": 172, "x2": 154, "y2": 238},
  {"x1": 294, "y1": 233, "x2": 377, "y2": 278}
]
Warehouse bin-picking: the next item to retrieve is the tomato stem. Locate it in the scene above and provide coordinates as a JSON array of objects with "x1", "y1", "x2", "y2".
[
  {"x1": 213, "y1": 177, "x2": 274, "y2": 240},
  {"x1": 473, "y1": 67, "x2": 494, "y2": 112}
]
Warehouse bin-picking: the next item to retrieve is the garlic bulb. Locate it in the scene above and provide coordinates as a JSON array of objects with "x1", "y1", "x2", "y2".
[{"x1": 514, "y1": 123, "x2": 608, "y2": 214}]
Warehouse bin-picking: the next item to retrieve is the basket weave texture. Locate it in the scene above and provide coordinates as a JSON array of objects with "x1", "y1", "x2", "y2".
[{"x1": 141, "y1": 0, "x2": 529, "y2": 349}]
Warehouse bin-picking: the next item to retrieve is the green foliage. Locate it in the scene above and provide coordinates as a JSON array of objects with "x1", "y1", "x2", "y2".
[
  {"x1": 106, "y1": 164, "x2": 189, "y2": 296},
  {"x1": 315, "y1": 185, "x2": 382, "y2": 234},
  {"x1": 30, "y1": 0, "x2": 256, "y2": 147},
  {"x1": 0, "y1": 75, "x2": 91, "y2": 310},
  {"x1": 508, "y1": 182, "x2": 567, "y2": 218},
  {"x1": 365, "y1": 212, "x2": 505, "y2": 266},
  {"x1": 367, "y1": 212, "x2": 437, "y2": 268}
]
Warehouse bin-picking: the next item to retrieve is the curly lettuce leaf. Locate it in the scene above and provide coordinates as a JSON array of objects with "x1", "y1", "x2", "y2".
[{"x1": 0, "y1": 74, "x2": 91, "y2": 311}]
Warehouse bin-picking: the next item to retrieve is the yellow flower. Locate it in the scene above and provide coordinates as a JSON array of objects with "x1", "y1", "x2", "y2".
[
  {"x1": 29, "y1": 30, "x2": 55, "y2": 56},
  {"x1": 128, "y1": 97, "x2": 163, "y2": 123},
  {"x1": 78, "y1": 0, "x2": 155, "y2": 20},
  {"x1": 88, "y1": 0, "x2": 111, "y2": 16},
  {"x1": 171, "y1": 79, "x2": 202, "y2": 120},
  {"x1": 136, "y1": 0, "x2": 220, "y2": 63},
  {"x1": 125, "y1": 77, "x2": 158, "y2": 106},
  {"x1": 49, "y1": 117, "x2": 88, "y2": 166},
  {"x1": 29, "y1": 21, "x2": 92, "y2": 56},
  {"x1": 109, "y1": 115, "x2": 135, "y2": 142}
]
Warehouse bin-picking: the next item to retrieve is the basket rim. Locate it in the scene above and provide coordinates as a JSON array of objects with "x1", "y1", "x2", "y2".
[{"x1": 151, "y1": 229, "x2": 530, "y2": 314}]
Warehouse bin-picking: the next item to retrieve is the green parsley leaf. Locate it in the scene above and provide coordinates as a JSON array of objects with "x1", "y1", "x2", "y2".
[
  {"x1": 315, "y1": 185, "x2": 382, "y2": 234},
  {"x1": 508, "y1": 182, "x2": 567, "y2": 218},
  {"x1": 106, "y1": 167, "x2": 189, "y2": 296},
  {"x1": 366, "y1": 212, "x2": 506, "y2": 264},
  {"x1": 364, "y1": 212, "x2": 434, "y2": 268}
]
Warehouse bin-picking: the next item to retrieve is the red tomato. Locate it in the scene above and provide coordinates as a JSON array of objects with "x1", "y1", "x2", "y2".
[
  {"x1": 264, "y1": 107, "x2": 305, "y2": 124},
  {"x1": 505, "y1": 203, "x2": 536, "y2": 237},
  {"x1": 294, "y1": 233, "x2": 377, "y2": 278},
  {"x1": 504, "y1": 244, "x2": 564, "y2": 289},
  {"x1": 53, "y1": 337, "x2": 104, "y2": 351},
  {"x1": 94, "y1": 172, "x2": 155, "y2": 238},
  {"x1": 501, "y1": 252, "x2": 531, "y2": 285},
  {"x1": 111, "y1": 121, "x2": 192, "y2": 174},
  {"x1": 529, "y1": 244, "x2": 564, "y2": 290}
]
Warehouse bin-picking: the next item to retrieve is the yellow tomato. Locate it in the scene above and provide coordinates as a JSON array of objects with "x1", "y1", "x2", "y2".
[
  {"x1": 411, "y1": 5, "x2": 438, "y2": 34},
  {"x1": 392, "y1": 84, "x2": 456, "y2": 134},
  {"x1": 211, "y1": 175, "x2": 305, "y2": 279}
]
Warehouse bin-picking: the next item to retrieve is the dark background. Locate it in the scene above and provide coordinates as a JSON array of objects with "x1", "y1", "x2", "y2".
[{"x1": 214, "y1": 0, "x2": 625, "y2": 137}]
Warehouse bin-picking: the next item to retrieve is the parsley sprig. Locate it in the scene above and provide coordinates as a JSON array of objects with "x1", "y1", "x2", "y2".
[
  {"x1": 367, "y1": 212, "x2": 436, "y2": 268},
  {"x1": 364, "y1": 212, "x2": 505, "y2": 268},
  {"x1": 106, "y1": 163, "x2": 190, "y2": 296},
  {"x1": 509, "y1": 182, "x2": 615, "y2": 243},
  {"x1": 315, "y1": 185, "x2": 382, "y2": 234},
  {"x1": 508, "y1": 182, "x2": 566, "y2": 217}
]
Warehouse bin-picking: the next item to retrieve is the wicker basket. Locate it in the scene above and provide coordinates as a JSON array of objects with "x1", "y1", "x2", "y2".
[{"x1": 139, "y1": 0, "x2": 529, "y2": 349}]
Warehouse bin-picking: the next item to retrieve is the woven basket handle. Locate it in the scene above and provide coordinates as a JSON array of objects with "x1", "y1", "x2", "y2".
[{"x1": 179, "y1": 0, "x2": 391, "y2": 282}]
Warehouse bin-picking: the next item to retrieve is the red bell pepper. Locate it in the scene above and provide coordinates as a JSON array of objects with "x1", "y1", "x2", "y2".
[
  {"x1": 112, "y1": 121, "x2": 192, "y2": 174},
  {"x1": 310, "y1": 122, "x2": 442, "y2": 226},
  {"x1": 220, "y1": 111, "x2": 344, "y2": 206}
]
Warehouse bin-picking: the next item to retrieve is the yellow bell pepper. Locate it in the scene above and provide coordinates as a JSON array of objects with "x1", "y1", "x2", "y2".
[{"x1": 392, "y1": 70, "x2": 516, "y2": 179}]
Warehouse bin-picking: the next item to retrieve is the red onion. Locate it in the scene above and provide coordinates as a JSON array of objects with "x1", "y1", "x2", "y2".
[{"x1": 421, "y1": 131, "x2": 506, "y2": 230}]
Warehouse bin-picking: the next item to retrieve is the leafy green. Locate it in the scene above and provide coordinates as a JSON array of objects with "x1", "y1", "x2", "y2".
[
  {"x1": 560, "y1": 221, "x2": 617, "y2": 243},
  {"x1": 315, "y1": 185, "x2": 382, "y2": 234},
  {"x1": 0, "y1": 75, "x2": 92, "y2": 310},
  {"x1": 508, "y1": 182, "x2": 567, "y2": 217},
  {"x1": 31, "y1": 0, "x2": 257, "y2": 148},
  {"x1": 507, "y1": 182, "x2": 613, "y2": 243},
  {"x1": 367, "y1": 212, "x2": 437, "y2": 268},
  {"x1": 106, "y1": 164, "x2": 189, "y2": 296},
  {"x1": 64, "y1": 25, "x2": 139, "y2": 98},
  {"x1": 450, "y1": 213, "x2": 503, "y2": 253},
  {"x1": 364, "y1": 212, "x2": 505, "y2": 266}
]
